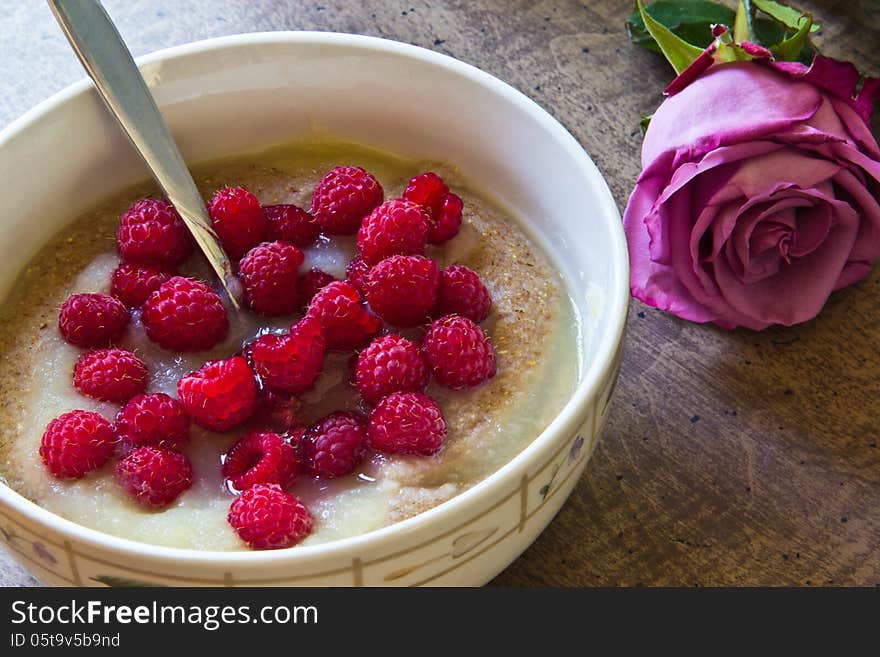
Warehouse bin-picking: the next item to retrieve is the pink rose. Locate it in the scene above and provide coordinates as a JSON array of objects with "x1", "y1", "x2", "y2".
[{"x1": 624, "y1": 57, "x2": 880, "y2": 329}]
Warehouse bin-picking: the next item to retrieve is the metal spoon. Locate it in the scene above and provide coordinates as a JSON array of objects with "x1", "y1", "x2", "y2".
[{"x1": 48, "y1": 0, "x2": 241, "y2": 308}]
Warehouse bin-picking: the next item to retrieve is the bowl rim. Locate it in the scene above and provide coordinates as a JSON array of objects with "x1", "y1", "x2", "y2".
[{"x1": 0, "y1": 30, "x2": 629, "y2": 568}]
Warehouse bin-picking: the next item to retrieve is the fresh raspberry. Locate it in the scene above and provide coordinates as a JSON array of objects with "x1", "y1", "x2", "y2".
[
  {"x1": 58, "y1": 293, "x2": 129, "y2": 348},
  {"x1": 265, "y1": 204, "x2": 320, "y2": 247},
  {"x1": 40, "y1": 410, "x2": 117, "y2": 479},
  {"x1": 208, "y1": 187, "x2": 268, "y2": 261},
  {"x1": 429, "y1": 193, "x2": 463, "y2": 244},
  {"x1": 177, "y1": 356, "x2": 257, "y2": 431},
  {"x1": 228, "y1": 483, "x2": 313, "y2": 549},
  {"x1": 435, "y1": 265, "x2": 491, "y2": 323},
  {"x1": 238, "y1": 241, "x2": 304, "y2": 316},
  {"x1": 367, "y1": 392, "x2": 446, "y2": 456},
  {"x1": 355, "y1": 334, "x2": 428, "y2": 404},
  {"x1": 73, "y1": 348, "x2": 148, "y2": 403},
  {"x1": 423, "y1": 314, "x2": 496, "y2": 389},
  {"x1": 252, "y1": 389, "x2": 301, "y2": 434},
  {"x1": 248, "y1": 317, "x2": 325, "y2": 394},
  {"x1": 297, "y1": 268, "x2": 337, "y2": 310},
  {"x1": 303, "y1": 411, "x2": 367, "y2": 478},
  {"x1": 110, "y1": 262, "x2": 171, "y2": 308},
  {"x1": 306, "y1": 280, "x2": 381, "y2": 350},
  {"x1": 115, "y1": 446, "x2": 193, "y2": 509},
  {"x1": 141, "y1": 276, "x2": 229, "y2": 352},
  {"x1": 115, "y1": 393, "x2": 190, "y2": 451},
  {"x1": 345, "y1": 255, "x2": 371, "y2": 296},
  {"x1": 116, "y1": 198, "x2": 193, "y2": 267},
  {"x1": 365, "y1": 255, "x2": 439, "y2": 327},
  {"x1": 402, "y1": 172, "x2": 463, "y2": 244},
  {"x1": 357, "y1": 199, "x2": 429, "y2": 266},
  {"x1": 403, "y1": 172, "x2": 449, "y2": 219},
  {"x1": 310, "y1": 166, "x2": 384, "y2": 234},
  {"x1": 222, "y1": 431, "x2": 301, "y2": 493}
]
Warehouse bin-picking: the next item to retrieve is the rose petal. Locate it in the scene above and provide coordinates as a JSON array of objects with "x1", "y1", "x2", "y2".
[
  {"x1": 715, "y1": 148, "x2": 841, "y2": 199},
  {"x1": 712, "y1": 198, "x2": 861, "y2": 326},
  {"x1": 654, "y1": 142, "x2": 781, "y2": 211},
  {"x1": 824, "y1": 98, "x2": 880, "y2": 159},
  {"x1": 686, "y1": 148, "x2": 838, "y2": 275},
  {"x1": 769, "y1": 56, "x2": 880, "y2": 127},
  {"x1": 642, "y1": 62, "x2": 822, "y2": 167},
  {"x1": 701, "y1": 201, "x2": 740, "y2": 263},
  {"x1": 729, "y1": 188, "x2": 836, "y2": 285},
  {"x1": 831, "y1": 166, "x2": 880, "y2": 263},
  {"x1": 727, "y1": 200, "x2": 800, "y2": 283},
  {"x1": 790, "y1": 203, "x2": 833, "y2": 258},
  {"x1": 834, "y1": 261, "x2": 873, "y2": 291},
  {"x1": 624, "y1": 171, "x2": 719, "y2": 323}
]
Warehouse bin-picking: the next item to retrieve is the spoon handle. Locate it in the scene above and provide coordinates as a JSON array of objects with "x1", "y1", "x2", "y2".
[{"x1": 47, "y1": 0, "x2": 240, "y2": 308}]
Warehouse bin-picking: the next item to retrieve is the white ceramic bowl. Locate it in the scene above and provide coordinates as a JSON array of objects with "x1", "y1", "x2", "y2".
[{"x1": 0, "y1": 32, "x2": 627, "y2": 586}]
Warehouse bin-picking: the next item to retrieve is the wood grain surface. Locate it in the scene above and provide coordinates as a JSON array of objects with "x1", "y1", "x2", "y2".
[{"x1": 0, "y1": 0, "x2": 877, "y2": 587}]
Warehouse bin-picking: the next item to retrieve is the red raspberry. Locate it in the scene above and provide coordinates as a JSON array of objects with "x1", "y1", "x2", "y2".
[
  {"x1": 115, "y1": 393, "x2": 190, "y2": 451},
  {"x1": 115, "y1": 446, "x2": 193, "y2": 509},
  {"x1": 73, "y1": 348, "x2": 148, "y2": 403},
  {"x1": 306, "y1": 280, "x2": 381, "y2": 350},
  {"x1": 58, "y1": 293, "x2": 129, "y2": 348},
  {"x1": 367, "y1": 392, "x2": 446, "y2": 456},
  {"x1": 436, "y1": 265, "x2": 491, "y2": 323},
  {"x1": 429, "y1": 193, "x2": 463, "y2": 244},
  {"x1": 304, "y1": 411, "x2": 367, "y2": 478},
  {"x1": 357, "y1": 199, "x2": 429, "y2": 266},
  {"x1": 141, "y1": 276, "x2": 229, "y2": 352},
  {"x1": 248, "y1": 317, "x2": 325, "y2": 394},
  {"x1": 265, "y1": 204, "x2": 320, "y2": 247},
  {"x1": 402, "y1": 172, "x2": 449, "y2": 219},
  {"x1": 208, "y1": 187, "x2": 268, "y2": 261},
  {"x1": 238, "y1": 241, "x2": 304, "y2": 316},
  {"x1": 228, "y1": 483, "x2": 313, "y2": 549},
  {"x1": 222, "y1": 431, "x2": 301, "y2": 493},
  {"x1": 355, "y1": 334, "x2": 428, "y2": 404},
  {"x1": 365, "y1": 255, "x2": 439, "y2": 327},
  {"x1": 345, "y1": 255, "x2": 371, "y2": 296},
  {"x1": 110, "y1": 263, "x2": 171, "y2": 308},
  {"x1": 402, "y1": 173, "x2": 463, "y2": 244},
  {"x1": 116, "y1": 198, "x2": 194, "y2": 267},
  {"x1": 177, "y1": 356, "x2": 257, "y2": 431},
  {"x1": 423, "y1": 314, "x2": 496, "y2": 389},
  {"x1": 297, "y1": 268, "x2": 337, "y2": 310},
  {"x1": 40, "y1": 410, "x2": 117, "y2": 479},
  {"x1": 311, "y1": 166, "x2": 384, "y2": 234}
]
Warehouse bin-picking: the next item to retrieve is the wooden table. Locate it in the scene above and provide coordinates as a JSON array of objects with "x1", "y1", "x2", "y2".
[{"x1": 1, "y1": 0, "x2": 877, "y2": 587}]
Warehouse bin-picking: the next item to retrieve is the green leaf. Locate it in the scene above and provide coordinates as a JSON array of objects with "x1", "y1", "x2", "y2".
[
  {"x1": 626, "y1": 0, "x2": 736, "y2": 51},
  {"x1": 734, "y1": 0, "x2": 752, "y2": 43},
  {"x1": 629, "y1": 23, "x2": 714, "y2": 54},
  {"x1": 752, "y1": 16, "x2": 815, "y2": 63},
  {"x1": 753, "y1": 0, "x2": 820, "y2": 32},
  {"x1": 716, "y1": 41, "x2": 752, "y2": 63},
  {"x1": 752, "y1": 16, "x2": 788, "y2": 46},
  {"x1": 771, "y1": 12, "x2": 812, "y2": 61},
  {"x1": 635, "y1": 0, "x2": 706, "y2": 74},
  {"x1": 640, "y1": 114, "x2": 653, "y2": 136},
  {"x1": 795, "y1": 39, "x2": 817, "y2": 66}
]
